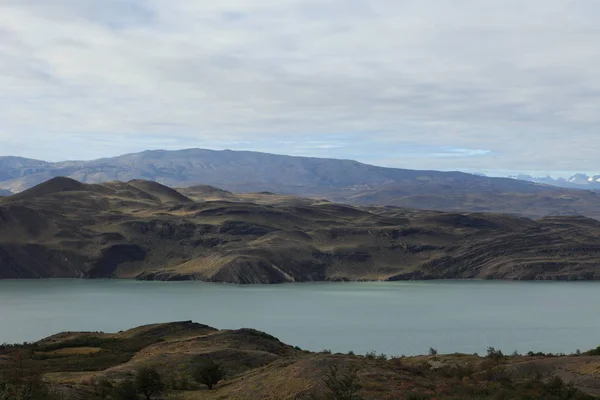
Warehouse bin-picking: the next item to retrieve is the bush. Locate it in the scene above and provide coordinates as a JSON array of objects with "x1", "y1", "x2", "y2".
[
  {"x1": 428, "y1": 348, "x2": 438, "y2": 356},
  {"x1": 486, "y1": 347, "x2": 504, "y2": 362},
  {"x1": 192, "y1": 359, "x2": 225, "y2": 390},
  {"x1": 322, "y1": 365, "x2": 362, "y2": 400},
  {"x1": 134, "y1": 367, "x2": 164, "y2": 400},
  {"x1": 0, "y1": 355, "x2": 63, "y2": 400},
  {"x1": 0, "y1": 371, "x2": 62, "y2": 400}
]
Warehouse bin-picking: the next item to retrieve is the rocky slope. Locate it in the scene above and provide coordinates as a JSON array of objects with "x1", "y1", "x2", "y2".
[
  {"x1": 2, "y1": 177, "x2": 600, "y2": 282},
  {"x1": 3, "y1": 149, "x2": 600, "y2": 219},
  {"x1": 2, "y1": 321, "x2": 599, "y2": 399}
]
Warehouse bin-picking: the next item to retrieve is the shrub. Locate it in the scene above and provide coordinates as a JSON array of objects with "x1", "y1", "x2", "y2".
[
  {"x1": 134, "y1": 367, "x2": 164, "y2": 400},
  {"x1": 322, "y1": 365, "x2": 362, "y2": 400},
  {"x1": 486, "y1": 347, "x2": 504, "y2": 362},
  {"x1": 179, "y1": 374, "x2": 190, "y2": 390},
  {"x1": 0, "y1": 370, "x2": 62, "y2": 400},
  {"x1": 0, "y1": 354, "x2": 63, "y2": 400},
  {"x1": 192, "y1": 359, "x2": 225, "y2": 390},
  {"x1": 428, "y1": 348, "x2": 438, "y2": 356}
]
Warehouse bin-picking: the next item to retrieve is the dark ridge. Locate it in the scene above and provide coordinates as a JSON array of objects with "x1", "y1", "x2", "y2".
[
  {"x1": 10, "y1": 177, "x2": 85, "y2": 200},
  {"x1": 180, "y1": 184, "x2": 233, "y2": 196},
  {"x1": 127, "y1": 179, "x2": 192, "y2": 203}
]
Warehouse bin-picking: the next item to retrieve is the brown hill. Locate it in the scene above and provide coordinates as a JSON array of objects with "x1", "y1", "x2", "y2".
[
  {"x1": 10, "y1": 176, "x2": 87, "y2": 201},
  {"x1": 2, "y1": 177, "x2": 600, "y2": 282},
  {"x1": 2, "y1": 321, "x2": 600, "y2": 399}
]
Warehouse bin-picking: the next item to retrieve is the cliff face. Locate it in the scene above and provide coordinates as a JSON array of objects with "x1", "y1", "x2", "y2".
[{"x1": 2, "y1": 177, "x2": 600, "y2": 283}]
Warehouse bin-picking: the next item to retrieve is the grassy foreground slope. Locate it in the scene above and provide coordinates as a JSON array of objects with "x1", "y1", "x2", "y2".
[
  {"x1": 2, "y1": 177, "x2": 600, "y2": 282},
  {"x1": 1, "y1": 321, "x2": 599, "y2": 399}
]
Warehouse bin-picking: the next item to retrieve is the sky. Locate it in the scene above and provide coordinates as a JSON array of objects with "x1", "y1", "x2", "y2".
[{"x1": 1, "y1": 0, "x2": 599, "y2": 177}]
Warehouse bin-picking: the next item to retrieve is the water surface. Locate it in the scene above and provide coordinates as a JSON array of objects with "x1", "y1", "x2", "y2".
[{"x1": 1, "y1": 279, "x2": 599, "y2": 356}]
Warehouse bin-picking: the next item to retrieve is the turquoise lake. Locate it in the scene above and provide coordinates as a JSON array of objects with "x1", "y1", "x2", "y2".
[{"x1": 1, "y1": 279, "x2": 599, "y2": 356}]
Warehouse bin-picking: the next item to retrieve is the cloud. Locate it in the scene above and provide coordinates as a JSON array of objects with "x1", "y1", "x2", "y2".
[{"x1": 0, "y1": 0, "x2": 599, "y2": 174}]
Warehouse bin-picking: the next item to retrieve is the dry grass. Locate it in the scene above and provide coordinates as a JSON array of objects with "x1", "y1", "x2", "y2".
[
  {"x1": 41, "y1": 347, "x2": 103, "y2": 356},
  {"x1": 4, "y1": 322, "x2": 600, "y2": 400}
]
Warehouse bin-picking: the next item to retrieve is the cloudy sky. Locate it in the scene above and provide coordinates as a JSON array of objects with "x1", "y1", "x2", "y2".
[{"x1": 1, "y1": 0, "x2": 599, "y2": 176}]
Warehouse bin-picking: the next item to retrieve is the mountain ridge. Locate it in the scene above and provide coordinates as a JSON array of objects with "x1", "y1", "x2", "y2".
[
  {"x1": 509, "y1": 173, "x2": 600, "y2": 189},
  {"x1": 3, "y1": 149, "x2": 600, "y2": 219}
]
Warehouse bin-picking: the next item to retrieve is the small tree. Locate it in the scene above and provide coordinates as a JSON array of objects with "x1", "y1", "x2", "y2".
[
  {"x1": 428, "y1": 348, "x2": 438, "y2": 356},
  {"x1": 322, "y1": 365, "x2": 362, "y2": 400},
  {"x1": 486, "y1": 347, "x2": 504, "y2": 363},
  {"x1": 134, "y1": 367, "x2": 164, "y2": 400},
  {"x1": 192, "y1": 359, "x2": 225, "y2": 390}
]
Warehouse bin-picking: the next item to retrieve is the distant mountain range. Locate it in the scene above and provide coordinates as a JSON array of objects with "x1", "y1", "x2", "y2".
[
  {"x1": 2, "y1": 149, "x2": 600, "y2": 218},
  {"x1": 508, "y1": 173, "x2": 600, "y2": 189}
]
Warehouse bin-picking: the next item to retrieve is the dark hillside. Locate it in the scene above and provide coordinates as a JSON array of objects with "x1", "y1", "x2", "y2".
[{"x1": 2, "y1": 177, "x2": 600, "y2": 282}]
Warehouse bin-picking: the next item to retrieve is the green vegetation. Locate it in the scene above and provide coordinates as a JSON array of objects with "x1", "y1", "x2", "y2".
[
  {"x1": 0, "y1": 368, "x2": 62, "y2": 400},
  {"x1": 134, "y1": 367, "x2": 164, "y2": 400},
  {"x1": 192, "y1": 359, "x2": 225, "y2": 390},
  {"x1": 321, "y1": 365, "x2": 362, "y2": 400}
]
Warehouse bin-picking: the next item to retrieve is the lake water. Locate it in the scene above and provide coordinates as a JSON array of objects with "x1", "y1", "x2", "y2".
[{"x1": 1, "y1": 279, "x2": 599, "y2": 356}]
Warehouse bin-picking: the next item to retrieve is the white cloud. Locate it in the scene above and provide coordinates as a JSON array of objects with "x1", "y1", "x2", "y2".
[{"x1": 0, "y1": 0, "x2": 599, "y2": 173}]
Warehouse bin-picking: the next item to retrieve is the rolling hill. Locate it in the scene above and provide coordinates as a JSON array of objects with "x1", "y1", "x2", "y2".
[
  {"x1": 2, "y1": 321, "x2": 600, "y2": 399},
  {"x1": 3, "y1": 149, "x2": 600, "y2": 219},
  {"x1": 2, "y1": 177, "x2": 600, "y2": 282}
]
